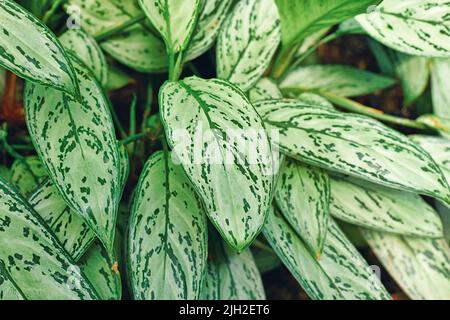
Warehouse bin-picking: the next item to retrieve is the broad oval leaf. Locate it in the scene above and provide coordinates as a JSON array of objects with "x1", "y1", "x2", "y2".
[
  {"x1": 275, "y1": 159, "x2": 330, "y2": 256},
  {"x1": 201, "y1": 233, "x2": 266, "y2": 300},
  {"x1": 0, "y1": 0, "x2": 79, "y2": 97},
  {"x1": 160, "y1": 76, "x2": 274, "y2": 251},
  {"x1": 431, "y1": 58, "x2": 450, "y2": 118},
  {"x1": 248, "y1": 78, "x2": 282, "y2": 103},
  {"x1": 356, "y1": 0, "x2": 450, "y2": 57},
  {"x1": 59, "y1": 28, "x2": 108, "y2": 86},
  {"x1": 330, "y1": 178, "x2": 443, "y2": 238},
  {"x1": 24, "y1": 56, "x2": 121, "y2": 256},
  {"x1": 263, "y1": 208, "x2": 390, "y2": 300},
  {"x1": 255, "y1": 99, "x2": 450, "y2": 205},
  {"x1": 280, "y1": 65, "x2": 396, "y2": 98},
  {"x1": 362, "y1": 229, "x2": 450, "y2": 300},
  {"x1": 138, "y1": 0, "x2": 202, "y2": 53},
  {"x1": 217, "y1": 0, "x2": 281, "y2": 91},
  {"x1": 10, "y1": 156, "x2": 47, "y2": 197},
  {"x1": 0, "y1": 178, "x2": 99, "y2": 300},
  {"x1": 128, "y1": 151, "x2": 208, "y2": 300}
]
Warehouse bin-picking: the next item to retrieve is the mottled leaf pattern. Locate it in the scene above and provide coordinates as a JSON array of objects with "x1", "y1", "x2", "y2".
[
  {"x1": 363, "y1": 229, "x2": 450, "y2": 300},
  {"x1": 256, "y1": 99, "x2": 450, "y2": 204},
  {"x1": 280, "y1": 65, "x2": 396, "y2": 98},
  {"x1": 138, "y1": 0, "x2": 202, "y2": 53},
  {"x1": 24, "y1": 56, "x2": 121, "y2": 255},
  {"x1": 59, "y1": 28, "x2": 108, "y2": 86},
  {"x1": 0, "y1": 0, "x2": 79, "y2": 97},
  {"x1": 160, "y1": 76, "x2": 274, "y2": 251},
  {"x1": 0, "y1": 178, "x2": 99, "y2": 300},
  {"x1": 10, "y1": 156, "x2": 47, "y2": 197},
  {"x1": 0, "y1": 264, "x2": 24, "y2": 300},
  {"x1": 330, "y1": 178, "x2": 443, "y2": 238},
  {"x1": 128, "y1": 151, "x2": 208, "y2": 300},
  {"x1": 356, "y1": 0, "x2": 450, "y2": 57},
  {"x1": 217, "y1": 0, "x2": 281, "y2": 91},
  {"x1": 263, "y1": 208, "x2": 390, "y2": 300},
  {"x1": 275, "y1": 159, "x2": 330, "y2": 255},
  {"x1": 431, "y1": 58, "x2": 450, "y2": 118},
  {"x1": 248, "y1": 78, "x2": 282, "y2": 103},
  {"x1": 201, "y1": 233, "x2": 265, "y2": 300}
]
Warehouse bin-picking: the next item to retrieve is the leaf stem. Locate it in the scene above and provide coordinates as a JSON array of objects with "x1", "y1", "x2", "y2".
[
  {"x1": 94, "y1": 13, "x2": 146, "y2": 42},
  {"x1": 42, "y1": 0, "x2": 66, "y2": 24},
  {"x1": 271, "y1": 45, "x2": 298, "y2": 80},
  {"x1": 120, "y1": 132, "x2": 149, "y2": 145},
  {"x1": 252, "y1": 239, "x2": 275, "y2": 253},
  {"x1": 109, "y1": 105, "x2": 127, "y2": 140}
]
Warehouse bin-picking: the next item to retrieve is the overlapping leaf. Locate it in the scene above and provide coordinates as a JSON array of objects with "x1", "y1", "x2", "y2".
[
  {"x1": 24, "y1": 56, "x2": 121, "y2": 256},
  {"x1": 0, "y1": 0, "x2": 80, "y2": 97},
  {"x1": 128, "y1": 151, "x2": 208, "y2": 300},
  {"x1": 431, "y1": 58, "x2": 450, "y2": 118},
  {"x1": 217, "y1": 0, "x2": 281, "y2": 91},
  {"x1": 248, "y1": 78, "x2": 282, "y2": 103},
  {"x1": 356, "y1": 0, "x2": 450, "y2": 57},
  {"x1": 255, "y1": 99, "x2": 450, "y2": 205},
  {"x1": 160, "y1": 76, "x2": 274, "y2": 251},
  {"x1": 10, "y1": 156, "x2": 47, "y2": 197},
  {"x1": 263, "y1": 208, "x2": 390, "y2": 300},
  {"x1": 0, "y1": 264, "x2": 24, "y2": 300}
]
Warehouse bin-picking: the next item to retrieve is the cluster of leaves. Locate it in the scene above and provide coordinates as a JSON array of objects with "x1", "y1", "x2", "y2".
[{"x1": 0, "y1": 0, "x2": 450, "y2": 300}]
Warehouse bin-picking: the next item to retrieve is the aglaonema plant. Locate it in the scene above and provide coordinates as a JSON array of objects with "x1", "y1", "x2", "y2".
[{"x1": 0, "y1": 0, "x2": 449, "y2": 300}]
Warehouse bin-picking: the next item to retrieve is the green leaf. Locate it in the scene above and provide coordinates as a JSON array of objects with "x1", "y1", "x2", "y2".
[
  {"x1": 0, "y1": 0, "x2": 80, "y2": 97},
  {"x1": 0, "y1": 165, "x2": 9, "y2": 181},
  {"x1": 280, "y1": 65, "x2": 396, "y2": 98},
  {"x1": 248, "y1": 78, "x2": 283, "y2": 103},
  {"x1": 255, "y1": 99, "x2": 450, "y2": 205},
  {"x1": 160, "y1": 76, "x2": 274, "y2": 251},
  {"x1": 59, "y1": 28, "x2": 108, "y2": 86},
  {"x1": 78, "y1": 241, "x2": 122, "y2": 300},
  {"x1": 252, "y1": 248, "x2": 281, "y2": 274},
  {"x1": 0, "y1": 178, "x2": 99, "y2": 300},
  {"x1": 185, "y1": 0, "x2": 233, "y2": 61},
  {"x1": 106, "y1": 65, "x2": 130, "y2": 91},
  {"x1": 275, "y1": 0, "x2": 379, "y2": 47},
  {"x1": 0, "y1": 67, "x2": 5, "y2": 96},
  {"x1": 201, "y1": 232, "x2": 266, "y2": 300},
  {"x1": 275, "y1": 159, "x2": 330, "y2": 256},
  {"x1": 10, "y1": 156, "x2": 47, "y2": 197},
  {"x1": 138, "y1": 0, "x2": 202, "y2": 53},
  {"x1": 330, "y1": 177, "x2": 443, "y2": 238},
  {"x1": 68, "y1": 0, "x2": 168, "y2": 72},
  {"x1": 0, "y1": 264, "x2": 24, "y2": 300},
  {"x1": 128, "y1": 150, "x2": 208, "y2": 300},
  {"x1": 362, "y1": 229, "x2": 450, "y2": 300},
  {"x1": 24, "y1": 56, "x2": 121, "y2": 256},
  {"x1": 217, "y1": 0, "x2": 281, "y2": 91},
  {"x1": 356, "y1": 0, "x2": 450, "y2": 57},
  {"x1": 263, "y1": 208, "x2": 390, "y2": 300},
  {"x1": 431, "y1": 58, "x2": 450, "y2": 118}
]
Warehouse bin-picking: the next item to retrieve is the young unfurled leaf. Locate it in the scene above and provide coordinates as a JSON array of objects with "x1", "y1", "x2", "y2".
[
  {"x1": 275, "y1": 0, "x2": 379, "y2": 47},
  {"x1": 362, "y1": 229, "x2": 450, "y2": 300},
  {"x1": 255, "y1": 99, "x2": 450, "y2": 205},
  {"x1": 280, "y1": 65, "x2": 396, "y2": 98},
  {"x1": 0, "y1": 0, "x2": 80, "y2": 97},
  {"x1": 201, "y1": 232, "x2": 265, "y2": 300},
  {"x1": 128, "y1": 151, "x2": 208, "y2": 300},
  {"x1": 185, "y1": 0, "x2": 233, "y2": 61},
  {"x1": 217, "y1": 0, "x2": 280, "y2": 91},
  {"x1": 10, "y1": 156, "x2": 47, "y2": 197},
  {"x1": 263, "y1": 208, "x2": 390, "y2": 300},
  {"x1": 24, "y1": 56, "x2": 121, "y2": 256},
  {"x1": 160, "y1": 76, "x2": 274, "y2": 251},
  {"x1": 0, "y1": 178, "x2": 99, "y2": 300},
  {"x1": 431, "y1": 58, "x2": 450, "y2": 118},
  {"x1": 138, "y1": 0, "x2": 202, "y2": 53},
  {"x1": 59, "y1": 28, "x2": 108, "y2": 86},
  {"x1": 248, "y1": 78, "x2": 283, "y2": 103},
  {"x1": 330, "y1": 178, "x2": 443, "y2": 238},
  {"x1": 356, "y1": 0, "x2": 450, "y2": 57},
  {"x1": 275, "y1": 159, "x2": 330, "y2": 255}
]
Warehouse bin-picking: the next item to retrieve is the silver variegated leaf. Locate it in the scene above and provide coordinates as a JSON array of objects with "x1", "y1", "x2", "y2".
[
  {"x1": 362, "y1": 229, "x2": 450, "y2": 300},
  {"x1": 0, "y1": 0, "x2": 79, "y2": 97},
  {"x1": 330, "y1": 178, "x2": 443, "y2": 238},
  {"x1": 256, "y1": 99, "x2": 450, "y2": 205},
  {"x1": 217, "y1": 0, "x2": 281, "y2": 91},
  {"x1": 0, "y1": 264, "x2": 24, "y2": 300},
  {"x1": 431, "y1": 58, "x2": 450, "y2": 118},
  {"x1": 185, "y1": 0, "x2": 233, "y2": 61},
  {"x1": 59, "y1": 28, "x2": 108, "y2": 86},
  {"x1": 128, "y1": 151, "x2": 208, "y2": 300},
  {"x1": 280, "y1": 65, "x2": 396, "y2": 98},
  {"x1": 24, "y1": 56, "x2": 121, "y2": 256},
  {"x1": 138, "y1": 0, "x2": 202, "y2": 53},
  {"x1": 263, "y1": 208, "x2": 390, "y2": 300},
  {"x1": 356, "y1": 0, "x2": 450, "y2": 57},
  {"x1": 275, "y1": 159, "x2": 330, "y2": 256},
  {"x1": 248, "y1": 78, "x2": 283, "y2": 103},
  {"x1": 0, "y1": 178, "x2": 99, "y2": 300},
  {"x1": 10, "y1": 156, "x2": 47, "y2": 197},
  {"x1": 201, "y1": 234, "x2": 266, "y2": 300},
  {"x1": 160, "y1": 76, "x2": 274, "y2": 251}
]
